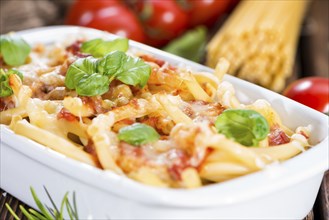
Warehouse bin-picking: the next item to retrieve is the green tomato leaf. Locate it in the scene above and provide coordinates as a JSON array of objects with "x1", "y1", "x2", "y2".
[
  {"x1": 81, "y1": 38, "x2": 129, "y2": 58},
  {"x1": 76, "y1": 73, "x2": 110, "y2": 96},
  {"x1": 118, "y1": 123, "x2": 160, "y2": 146},
  {"x1": 0, "y1": 34, "x2": 31, "y2": 66},
  {"x1": 163, "y1": 26, "x2": 207, "y2": 62},
  {"x1": 0, "y1": 68, "x2": 24, "y2": 97},
  {"x1": 99, "y1": 51, "x2": 151, "y2": 87},
  {"x1": 215, "y1": 109, "x2": 270, "y2": 146}
]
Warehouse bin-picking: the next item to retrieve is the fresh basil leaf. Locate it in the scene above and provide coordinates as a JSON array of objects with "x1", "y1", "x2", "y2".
[
  {"x1": 0, "y1": 34, "x2": 31, "y2": 66},
  {"x1": 81, "y1": 38, "x2": 102, "y2": 54},
  {"x1": 65, "y1": 56, "x2": 110, "y2": 96},
  {"x1": 215, "y1": 109, "x2": 270, "y2": 147},
  {"x1": 115, "y1": 55, "x2": 151, "y2": 87},
  {"x1": 76, "y1": 73, "x2": 110, "y2": 96},
  {"x1": 163, "y1": 26, "x2": 207, "y2": 62},
  {"x1": 99, "y1": 51, "x2": 151, "y2": 87},
  {"x1": 65, "y1": 56, "x2": 99, "y2": 90},
  {"x1": 81, "y1": 38, "x2": 129, "y2": 58},
  {"x1": 0, "y1": 68, "x2": 24, "y2": 97},
  {"x1": 97, "y1": 50, "x2": 124, "y2": 78},
  {"x1": 0, "y1": 69, "x2": 12, "y2": 97},
  {"x1": 118, "y1": 123, "x2": 160, "y2": 146},
  {"x1": 65, "y1": 50, "x2": 151, "y2": 96}
]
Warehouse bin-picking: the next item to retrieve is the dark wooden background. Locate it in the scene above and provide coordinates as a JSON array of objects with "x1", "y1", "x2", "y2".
[{"x1": 0, "y1": 0, "x2": 328, "y2": 219}]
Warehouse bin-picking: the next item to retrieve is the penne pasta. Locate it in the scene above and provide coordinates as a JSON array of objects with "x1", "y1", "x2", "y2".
[{"x1": 9, "y1": 117, "x2": 98, "y2": 167}]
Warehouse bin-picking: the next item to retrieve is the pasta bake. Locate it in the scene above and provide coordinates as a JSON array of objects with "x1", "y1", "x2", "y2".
[{"x1": 0, "y1": 33, "x2": 312, "y2": 188}]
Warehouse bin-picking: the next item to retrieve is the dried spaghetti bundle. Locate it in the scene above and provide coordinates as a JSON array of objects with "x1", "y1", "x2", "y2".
[{"x1": 207, "y1": 0, "x2": 309, "y2": 92}]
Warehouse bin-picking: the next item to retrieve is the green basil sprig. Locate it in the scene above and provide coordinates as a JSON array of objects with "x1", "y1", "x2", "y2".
[
  {"x1": 99, "y1": 51, "x2": 151, "y2": 87},
  {"x1": 0, "y1": 68, "x2": 23, "y2": 97},
  {"x1": 215, "y1": 109, "x2": 270, "y2": 147},
  {"x1": 0, "y1": 34, "x2": 31, "y2": 66},
  {"x1": 81, "y1": 38, "x2": 129, "y2": 58},
  {"x1": 65, "y1": 57, "x2": 110, "y2": 96},
  {"x1": 65, "y1": 51, "x2": 151, "y2": 96},
  {"x1": 118, "y1": 123, "x2": 160, "y2": 146}
]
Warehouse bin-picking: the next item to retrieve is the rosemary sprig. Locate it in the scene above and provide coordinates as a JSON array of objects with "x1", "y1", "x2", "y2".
[{"x1": 5, "y1": 186, "x2": 79, "y2": 220}]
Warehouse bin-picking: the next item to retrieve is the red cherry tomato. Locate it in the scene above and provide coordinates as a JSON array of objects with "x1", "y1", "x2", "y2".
[
  {"x1": 133, "y1": 0, "x2": 189, "y2": 47},
  {"x1": 181, "y1": 0, "x2": 232, "y2": 27},
  {"x1": 65, "y1": 0, "x2": 146, "y2": 43},
  {"x1": 283, "y1": 77, "x2": 329, "y2": 113}
]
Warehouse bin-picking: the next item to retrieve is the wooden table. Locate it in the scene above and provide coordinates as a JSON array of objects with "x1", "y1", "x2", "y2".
[{"x1": 0, "y1": 0, "x2": 328, "y2": 219}]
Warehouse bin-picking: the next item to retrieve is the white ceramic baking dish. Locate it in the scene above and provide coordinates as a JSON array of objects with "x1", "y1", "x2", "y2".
[{"x1": 1, "y1": 26, "x2": 328, "y2": 220}]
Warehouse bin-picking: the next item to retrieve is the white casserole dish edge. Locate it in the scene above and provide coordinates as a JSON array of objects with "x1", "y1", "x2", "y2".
[{"x1": 1, "y1": 26, "x2": 328, "y2": 219}]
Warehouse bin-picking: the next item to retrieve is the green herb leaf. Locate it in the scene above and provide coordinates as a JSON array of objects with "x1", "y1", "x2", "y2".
[
  {"x1": 58, "y1": 192, "x2": 69, "y2": 220},
  {"x1": 65, "y1": 56, "x2": 99, "y2": 90},
  {"x1": 0, "y1": 70, "x2": 12, "y2": 97},
  {"x1": 163, "y1": 26, "x2": 207, "y2": 62},
  {"x1": 9, "y1": 69, "x2": 23, "y2": 80},
  {"x1": 76, "y1": 73, "x2": 110, "y2": 96},
  {"x1": 28, "y1": 209, "x2": 49, "y2": 220},
  {"x1": 99, "y1": 51, "x2": 151, "y2": 87},
  {"x1": 118, "y1": 123, "x2": 160, "y2": 146},
  {"x1": 30, "y1": 187, "x2": 54, "y2": 220},
  {"x1": 64, "y1": 192, "x2": 79, "y2": 220},
  {"x1": 65, "y1": 56, "x2": 110, "y2": 96},
  {"x1": 5, "y1": 203, "x2": 20, "y2": 220},
  {"x1": 43, "y1": 186, "x2": 60, "y2": 218},
  {"x1": 72, "y1": 192, "x2": 79, "y2": 220},
  {"x1": 215, "y1": 109, "x2": 270, "y2": 146},
  {"x1": 81, "y1": 38, "x2": 129, "y2": 58},
  {"x1": 6, "y1": 186, "x2": 79, "y2": 220},
  {"x1": 19, "y1": 205, "x2": 36, "y2": 220},
  {"x1": 0, "y1": 34, "x2": 31, "y2": 66},
  {"x1": 65, "y1": 51, "x2": 151, "y2": 96},
  {"x1": 0, "y1": 68, "x2": 24, "y2": 97}
]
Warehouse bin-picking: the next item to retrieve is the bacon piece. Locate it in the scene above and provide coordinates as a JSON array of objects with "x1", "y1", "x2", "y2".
[
  {"x1": 57, "y1": 108, "x2": 78, "y2": 122},
  {"x1": 80, "y1": 141, "x2": 101, "y2": 168},
  {"x1": 0, "y1": 97, "x2": 15, "y2": 111},
  {"x1": 167, "y1": 149, "x2": 190, "y2": 181},
  {"x1": 268, "y1": 125, "x2": 290, "y2": 146},
  {"x1": 112, "y1": 118, "x2": 135, "y2": 132},
  {"x1": 81, "y1": 96, "x2": 107, "y2": 114},
  {"x1": 189, "y1": 100, "x2": 225, "y2": 117},
  {"x1": 66, "y1": 40, "x2": 90, "y2": 58},
  {"x1": 118, "y1": 142, "x2": 146, "y2": 173},
  {"x1": 84, "y1": 141, "x2": 97, "y2": 157},
  {"x1": 180, "y1": 100, "x2": 225, "y2": 124},
  {"x1": 139, "y1": 54, "x2": 166, "y2": 67}
]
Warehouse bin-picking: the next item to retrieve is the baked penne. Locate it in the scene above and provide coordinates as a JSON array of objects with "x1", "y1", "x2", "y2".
[{"x1": 0, "y1": 34, "x2": 313, "y2": 188}]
